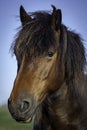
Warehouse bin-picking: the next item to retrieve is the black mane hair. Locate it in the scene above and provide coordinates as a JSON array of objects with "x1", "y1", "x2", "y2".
[{"x1": 12, "y1": 12, "x2": 56, "y2": 58}]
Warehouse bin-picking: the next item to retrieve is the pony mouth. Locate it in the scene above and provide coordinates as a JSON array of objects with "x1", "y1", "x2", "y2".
[
  {"x1": 16, "y1": 106, "x2": 37, "y2": 123},
  {"x1": 23, "y1": 105, "x2": 39, "y2": 123},
  {"x1": 23, "y1": 117, "x2": 33, "y2": 123},
  {"x1": 15, "y1": 115, "x2": 33, "y2": 123}
]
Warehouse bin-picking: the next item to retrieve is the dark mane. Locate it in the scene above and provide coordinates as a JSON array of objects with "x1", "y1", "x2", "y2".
[
  {"x1": 65, "y1": 29, "x2": 86, "y2": 106},
  {"x1": 67, "y1": 30, "x2": 86, "y2": 75},
  {"x1": 12, "y1": 11, "x2": 56, "y2": 58}
]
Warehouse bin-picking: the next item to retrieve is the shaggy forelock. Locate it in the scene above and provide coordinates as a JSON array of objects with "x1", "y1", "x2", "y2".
[{"x1": 12, "y1": 11, "x2": 56, "y2": 59}]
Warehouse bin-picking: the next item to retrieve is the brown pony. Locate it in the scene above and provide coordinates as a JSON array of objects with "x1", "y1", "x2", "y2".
[{"x1": 8, "y1": 5, "x2": 87, "y2": 130}]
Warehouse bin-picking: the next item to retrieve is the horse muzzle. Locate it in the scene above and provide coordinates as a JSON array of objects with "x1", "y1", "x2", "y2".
[{"x1": 8, "y1": 95, "x2": 37, "y2": 123}]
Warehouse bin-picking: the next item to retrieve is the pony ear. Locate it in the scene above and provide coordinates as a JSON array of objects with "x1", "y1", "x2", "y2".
[
  {"x1": 20, "y1": 5, "x2": 31, "y2": 26},
  {"x1": 51, "y1": 5, "x2": 62, "y2": 31}
]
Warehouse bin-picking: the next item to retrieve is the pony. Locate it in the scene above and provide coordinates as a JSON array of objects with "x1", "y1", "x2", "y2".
[{"x1": 8, "y1": 5, "x2": 87, "y2": 130}]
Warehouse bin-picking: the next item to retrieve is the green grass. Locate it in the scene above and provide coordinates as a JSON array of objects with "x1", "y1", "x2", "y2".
[{"x1": 0, "y1": 105, "x2": 33, "y2": 130}]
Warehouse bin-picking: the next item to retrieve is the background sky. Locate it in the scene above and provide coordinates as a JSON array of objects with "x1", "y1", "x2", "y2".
[{"x1": 0, "y1": 0, "x2": 87, "y2": 105}]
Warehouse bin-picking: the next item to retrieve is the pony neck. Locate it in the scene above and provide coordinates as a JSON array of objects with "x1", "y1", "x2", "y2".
[{"x1": 44, "y1": 82, "x2": 81, "y2": 130}]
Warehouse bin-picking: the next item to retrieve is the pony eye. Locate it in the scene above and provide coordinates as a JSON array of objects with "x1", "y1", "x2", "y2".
[{"x1": 48, "y1": 51, "x2": 54, "y2": 57}]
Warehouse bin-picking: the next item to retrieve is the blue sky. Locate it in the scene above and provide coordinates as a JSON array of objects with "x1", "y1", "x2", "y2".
[{"x1": 0, "y1": 0, "x2": 87, "y2": 105}]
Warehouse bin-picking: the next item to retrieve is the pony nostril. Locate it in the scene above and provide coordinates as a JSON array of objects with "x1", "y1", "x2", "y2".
[
  {"x1": 8, "y1": 99, "x2": 10, "y2": 105},
  {"x1": 20, "y1": 100, "x2": 30, "y2": 113},
  {"x1": 8, "y1": 98, "x2": 11, "y2": 105}
]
